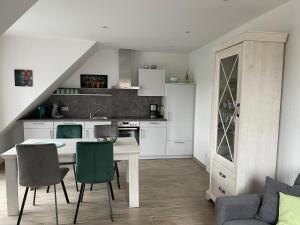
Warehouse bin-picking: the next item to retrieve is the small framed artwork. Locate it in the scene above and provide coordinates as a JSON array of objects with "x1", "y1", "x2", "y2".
[
  {"x1": 80, "y1": 74, "x2": 108, "y2": 88},
  {"x1": 14, "y1": 69, "x2": 33, "y2": 87}
]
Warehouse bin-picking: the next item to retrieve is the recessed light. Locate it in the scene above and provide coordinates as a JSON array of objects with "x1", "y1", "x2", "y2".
[
  {"x1": 185, "y1": 31, "x2": 191, "y2": 34},
  {"x1": 102, "y1": 26, "x2": 109, "y2": 29}
]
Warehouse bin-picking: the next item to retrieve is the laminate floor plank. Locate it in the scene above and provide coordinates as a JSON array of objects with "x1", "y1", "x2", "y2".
[{"x1": 0, "y1": 159, "x2": 214, "y2": 225}]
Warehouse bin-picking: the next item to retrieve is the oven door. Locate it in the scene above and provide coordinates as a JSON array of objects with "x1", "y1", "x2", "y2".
[{"x1": 118, "y1": 127, "x2": 139, "y2": 144}]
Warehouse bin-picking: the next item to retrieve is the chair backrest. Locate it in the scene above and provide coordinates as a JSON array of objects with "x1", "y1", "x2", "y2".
[
  {"x1": 294, "y1": 173, "x2": 300, "y2": 185},
  {"x1": 76, "y1": 142, "x2": 114, "y2": 184},
  {"x1": 16, "y1": 144, "x2": 61, "y2": 187},
  {"x1": 94, "y1": 125, "x2": 118, "y2": 139},
  {"x1": 56, "y1": 124, "x2": 82, "y2": 139}
]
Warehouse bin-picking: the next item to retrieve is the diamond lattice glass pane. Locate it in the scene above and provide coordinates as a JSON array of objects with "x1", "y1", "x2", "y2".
[{"x1": 216, "y1": 54, "x2": 239, "y2": 162}]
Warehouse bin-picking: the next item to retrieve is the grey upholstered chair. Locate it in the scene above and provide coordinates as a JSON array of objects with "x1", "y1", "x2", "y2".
[
  {"x1": 92, "y1": 125, "x2": 120, "y2": 190},
  {"x1": 16, "y1": 144, "x2": 70, "y2": 225}
]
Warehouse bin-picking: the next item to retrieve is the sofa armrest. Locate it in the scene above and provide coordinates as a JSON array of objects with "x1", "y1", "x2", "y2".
[{"x1": 214, "y1": 194, "x2": 262, "y2": 225}]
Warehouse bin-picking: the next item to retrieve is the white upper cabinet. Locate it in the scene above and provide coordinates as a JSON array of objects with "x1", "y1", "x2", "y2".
[{"x1": 138, "y1": 69, "x2": 165, "y2": 96}]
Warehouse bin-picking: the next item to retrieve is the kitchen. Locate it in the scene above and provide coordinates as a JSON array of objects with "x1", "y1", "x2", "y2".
[{"x1": 21, "y1": 48, "x2": 195, "y2": 160}]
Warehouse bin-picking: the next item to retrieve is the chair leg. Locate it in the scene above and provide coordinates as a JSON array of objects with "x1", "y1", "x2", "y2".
[
  {"x1": 54, "y1": 185, "x2": 59, "y2": 225},
  {"x1": 74, "y1": 183, "x2": 84, "y2": 224},
  {"x1": 17, "y1": 187, "x2": 29, "y2": 225},
  {"x1": 61, "y1": 180, "x2": 70, "y2": 203},
  {"x1": 106, "y1": 183, "x2": 114, "y2": 222},
  {"x1": 46, "y1": 186, "x2": 50, "y2": 193},
  {"x1": 90, "y1": 184, "x2": 93, "y2": 191},
  {"x1": 115, "y1": 162, "x2": 121, "y2": 189},
  {"x1": 73, "y1": 163, "x2": 79, "y2": 192},
  {"x1": 80, "y1": 183, "x2": 85, "y2": 203},
  {"x1": 33, "y1": 188, "x2": 37, "y2": 206},
  {"x1": 109, "y1": 182, "x2": 115, "y2": 200}
]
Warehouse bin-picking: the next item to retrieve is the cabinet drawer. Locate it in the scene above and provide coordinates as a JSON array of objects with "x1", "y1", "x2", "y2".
[
  {"x1": 211, "y1": 177, "x2": 233, "y2": 198},
  {"x1": 212, "y1": 160, "x2": 235, "y2": 193},
  {"x1": 85, "y1": 121, "x2": 112, "y2": 129},
  {"x1": 24, "y1": 122, "x2": 53, "y2": 129},
  {"x1": 140, "y1": 121, "x2": 166, "y2": 128},
  {"x1": 166, "y1": 140, "x2": 193, "y2": 156}
]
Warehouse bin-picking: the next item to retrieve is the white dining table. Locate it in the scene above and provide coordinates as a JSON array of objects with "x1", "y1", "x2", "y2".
[{"x1": 1, "y1": 137, "x2": 140, "y2": 216}]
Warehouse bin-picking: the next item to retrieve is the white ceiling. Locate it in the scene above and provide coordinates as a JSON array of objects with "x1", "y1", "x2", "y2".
[{"x1": 5, "y1": 0, "x2": 289, "y2": 52}]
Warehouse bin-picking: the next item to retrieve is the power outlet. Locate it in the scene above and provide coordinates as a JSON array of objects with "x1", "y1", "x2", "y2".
[{"x1": 61, "y1": 106, "x2": 69, "y2": 111}]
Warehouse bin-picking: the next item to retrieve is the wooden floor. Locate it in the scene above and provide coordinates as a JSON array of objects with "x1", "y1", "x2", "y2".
[{"x1": 0, "y1": 159, "x2": 214, "y2": 225}]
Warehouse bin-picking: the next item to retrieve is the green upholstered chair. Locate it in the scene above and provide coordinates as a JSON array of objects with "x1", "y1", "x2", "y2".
[
  {"x1": 73, "y1": 142, "x2": 115, "y2": 223},
  {"x1": 47, "y1": 124, "x2": 82, "y2": 193},
  {"x1": 93, "y1": 125, "x2": 120, "y2": 190}
]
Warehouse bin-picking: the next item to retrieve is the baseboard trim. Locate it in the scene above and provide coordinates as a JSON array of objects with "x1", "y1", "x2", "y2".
[{"x1": 193, "y1": 156, "x2": 206, "y2": 170}]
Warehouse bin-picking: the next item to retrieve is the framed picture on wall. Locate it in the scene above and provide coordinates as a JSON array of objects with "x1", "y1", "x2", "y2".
[
  {"x1": 80, "y1": 74, "x2": 108, "y2": 88},
  {"x1": 14, "y1": 69, "x2": 33, "y2": 87}
]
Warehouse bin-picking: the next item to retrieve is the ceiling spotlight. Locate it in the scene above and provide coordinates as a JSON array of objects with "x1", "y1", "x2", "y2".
[
  {"x1": 102, "y1": 26, "x2": 109, "y2": 29},
  {"x1": 185, "y1": 31, "x2": 191, "y2": 34}
]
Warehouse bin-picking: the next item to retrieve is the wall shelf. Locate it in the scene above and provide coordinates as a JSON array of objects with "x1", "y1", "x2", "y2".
[{"x1": 52, "y1": 93, "x2": 112, "y2": 97}]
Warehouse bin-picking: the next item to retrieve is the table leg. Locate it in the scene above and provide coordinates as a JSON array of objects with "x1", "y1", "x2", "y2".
[
  {"x1": 5, "y1": 158, "x2": 19, "y2": 215},
  {"x1": 126, "y1": 160, "x2": 129, "y2": 183},
  {"x1": 128, "y1": 154, "x2": 139, "y2": 208}
]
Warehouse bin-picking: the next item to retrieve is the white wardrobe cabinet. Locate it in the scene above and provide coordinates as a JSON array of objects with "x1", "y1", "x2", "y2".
[
  {"x1": 138, "y1": 69, "x2": 165, "y2": 96},
  {"x1": 164, "y1": 83, "x2": 195, "y2": 157},
  {"x1": 206, "y1": 32, "x2": 288, "y2": 202}
]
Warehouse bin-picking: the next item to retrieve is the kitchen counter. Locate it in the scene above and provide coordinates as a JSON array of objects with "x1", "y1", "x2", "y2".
[{"x1": 21, "y1": 116, "x2": 167, "y2": 122}]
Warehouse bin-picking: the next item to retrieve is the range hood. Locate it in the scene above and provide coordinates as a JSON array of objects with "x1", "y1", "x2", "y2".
[{"x1": 112, "y1": 49, "x2": 140, "y2": 89}]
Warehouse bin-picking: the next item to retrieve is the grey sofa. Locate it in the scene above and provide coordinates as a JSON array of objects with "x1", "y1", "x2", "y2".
[{"x1": 215, "y1": 174, "x2": 300, "y2": 225}]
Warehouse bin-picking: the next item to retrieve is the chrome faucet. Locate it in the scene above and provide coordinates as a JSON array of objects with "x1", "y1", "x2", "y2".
[{"x1": 89, "y1": 107, "x2": 101, "y2": 119}]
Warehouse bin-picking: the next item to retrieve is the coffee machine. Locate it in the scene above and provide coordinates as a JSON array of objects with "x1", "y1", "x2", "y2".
[{"x1": 150, "y1": 104, "x2": 158, "y2": 118}]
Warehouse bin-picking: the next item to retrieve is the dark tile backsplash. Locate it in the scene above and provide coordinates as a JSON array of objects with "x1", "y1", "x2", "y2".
[{"x1": 26, "y1": 89, "x2": 162, "y2": 119}]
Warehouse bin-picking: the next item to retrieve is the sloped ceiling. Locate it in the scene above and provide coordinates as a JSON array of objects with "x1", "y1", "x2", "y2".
[
  {"x1": 5, "y1": 0, "x2": 290, "y2": 52},
  {"x1": 0, "y1": 0, "x2": 38, "y2": 36}
]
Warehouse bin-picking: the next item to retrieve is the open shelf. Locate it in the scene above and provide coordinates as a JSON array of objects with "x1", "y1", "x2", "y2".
[{"x1": 52, "y1": 93, "x2": 112, "y2": 97}]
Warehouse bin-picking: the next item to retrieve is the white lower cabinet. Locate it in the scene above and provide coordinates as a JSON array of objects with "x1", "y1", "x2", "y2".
[
  {"x1": 166, "y1": 140, "x2": 193, "y2": 156},
  {"x1": 24, "y1": 122, "x2": 54, "y2": 140},
  {"x1": 139, "y1": 121, "x2": 166, "y2": 158}
]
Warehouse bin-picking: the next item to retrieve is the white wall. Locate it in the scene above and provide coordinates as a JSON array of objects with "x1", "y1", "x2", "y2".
[
  {"x1": 63, "y1": 48, "x2": 189, "y2": 87},
  {"x1": 189, "y1": 0, "x2": 300, "y2": 184},
  {"x1": 62, "y1": 46, "x2": 119, "y2": 88},
  {"x1": 0, "y1": 35, "x2": 95, "y2": 157}
]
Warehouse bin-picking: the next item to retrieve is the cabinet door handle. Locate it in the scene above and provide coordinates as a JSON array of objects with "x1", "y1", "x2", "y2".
[
  {"x1": 219, "y1": 172, "x2": 226, "y2": 178},
  {"x1": 86, "y1": 130, "x2": 89, "y2": 138},
  {"x1": 50, "y1": 130, "x2": 54, "y2": 139},
  {"x1": 168, "y1": 112, "x2": 172, "y2": 121},
  {"x1": 219, "y1": 186, "x2": 226, "y2": 194},
  {"x1": 141, "y1": 129, "x2": 144, "y2": 139},
  {"x1": 33, "y1": 122, "x2": 45, "y2": 125},
  {"x1": 149, "y1": 122, "x2": 159, "y2": 124},
  {"x1": 175, "y1": 141, "x2": 185, "y2": 144}
]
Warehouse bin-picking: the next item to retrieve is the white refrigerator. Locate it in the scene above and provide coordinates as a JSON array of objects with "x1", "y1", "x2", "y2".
[{"x1": 164, "y1": 83, "x2": 195, "y2": 157}]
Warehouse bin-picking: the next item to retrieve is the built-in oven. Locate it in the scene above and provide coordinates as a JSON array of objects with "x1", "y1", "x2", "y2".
[{"x1": 116, "y1": 121, "x2": 140, "y2": 144}]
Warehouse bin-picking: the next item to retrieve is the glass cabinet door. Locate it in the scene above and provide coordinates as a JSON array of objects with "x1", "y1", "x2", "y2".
[{"x1": 216, "y1": 54, "x2": 239, "y2": 162}]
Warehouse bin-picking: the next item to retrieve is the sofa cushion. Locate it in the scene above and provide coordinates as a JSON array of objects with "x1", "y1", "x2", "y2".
[
  {"x1": 277, "y1": 192, "x2": 300, "y2": 225},
  {"x1": 255, "y1": 177, "x2": 290, "y2": 224},
  {"x1": 224, "y1": 219, "x2": 270, "y2": 225}
]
